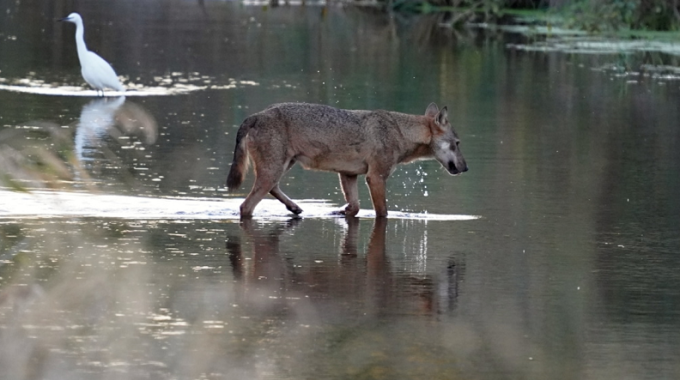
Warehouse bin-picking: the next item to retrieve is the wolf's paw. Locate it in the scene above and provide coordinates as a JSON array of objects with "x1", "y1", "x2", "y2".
[
  {"x1": 331, "y1": 204, "x2": 359, "y2": 217},
  {"x1": 287, "y1": 205, "x2": 303, "y2": 215}
]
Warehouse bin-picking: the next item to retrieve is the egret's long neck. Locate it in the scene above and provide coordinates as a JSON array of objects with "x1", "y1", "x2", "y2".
[{"x1": 74, "y1": 20, "x2": 89, "y2": 61}]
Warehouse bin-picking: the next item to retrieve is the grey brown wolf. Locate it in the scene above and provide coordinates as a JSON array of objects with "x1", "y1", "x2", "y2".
[{"x1": 226, "y1": 102, "x2": 467, "y2": 217}]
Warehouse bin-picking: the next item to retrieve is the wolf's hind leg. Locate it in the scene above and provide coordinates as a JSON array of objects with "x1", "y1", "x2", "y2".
[
  {"x1": 240, "y1": 164, "x2": 285, "y2": 217},
  {"x1": 270, "y1": 185, "x2": 302, "y2": 215},
  {"x1": 240, "y1": 182, "x2": 272, "y2": 218},
  {"x1": 269, "y1": 158, "x2": 302, "y2": 215},
  {"x1": 239, "y1": 146, "x2": 294, "y2": 217},
  {"x1": 337, "y1": 173, "x2": 360, "y2": 217}
]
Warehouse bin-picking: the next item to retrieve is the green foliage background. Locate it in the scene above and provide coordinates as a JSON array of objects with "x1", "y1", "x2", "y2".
[{"x1": 390, "y1": 0, "x2": 680, "y2": 32}]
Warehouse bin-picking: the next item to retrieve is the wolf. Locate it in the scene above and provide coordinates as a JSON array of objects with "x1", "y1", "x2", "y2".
[{"x1": 226, "y1": 102, "x2": 467, "y2": 218}]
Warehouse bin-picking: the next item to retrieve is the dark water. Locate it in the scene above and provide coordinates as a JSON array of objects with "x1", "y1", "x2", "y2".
[{"x1": 1, "y1": 0, "x2": 680, "y2": 379}]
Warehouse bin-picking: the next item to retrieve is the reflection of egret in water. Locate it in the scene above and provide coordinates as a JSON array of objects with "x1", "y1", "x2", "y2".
[
  {"x1": 75, "y1": 96, "x2": 158, "y2": 161},
  {"x1": 74, "y1": 96, "x2": 157, "y2": 169},
  {"x1": 74, "y1": 96, "x2": 125, "y2": 161},
  {"x1": 0, "y1": 98, "x2": 156, "y2": 190}
]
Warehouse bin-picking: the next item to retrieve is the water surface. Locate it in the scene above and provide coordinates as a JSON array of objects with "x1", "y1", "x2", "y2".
[{"x1": 1, "y1": 0, "x2": 680, "y2": 379}]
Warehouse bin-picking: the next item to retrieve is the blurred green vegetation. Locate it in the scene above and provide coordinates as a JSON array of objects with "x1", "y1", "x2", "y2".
[
  {"x1": 0, "y1": 123, "x2": 93, "y2": 192},
  {"x1": 387, "y1": 0, "x2": 680, "y2": 32},
  {"x1": 559, "y1": 0, "x2": 680, "y2": 32}
]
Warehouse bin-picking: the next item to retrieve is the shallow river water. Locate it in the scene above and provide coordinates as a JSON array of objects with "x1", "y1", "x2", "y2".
[{"x1": 1, "y1": 0, "x2": 680, "y2": 379}]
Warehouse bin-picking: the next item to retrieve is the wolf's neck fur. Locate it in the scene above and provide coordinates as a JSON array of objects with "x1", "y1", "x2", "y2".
[{"x1": 395, "y1": 114, "x2": 434, "y2": 163}]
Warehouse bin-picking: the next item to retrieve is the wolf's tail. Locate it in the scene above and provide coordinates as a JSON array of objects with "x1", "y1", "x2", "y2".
[{"x1": 226, "y1": 116, "x2": 256, "y2": 191}]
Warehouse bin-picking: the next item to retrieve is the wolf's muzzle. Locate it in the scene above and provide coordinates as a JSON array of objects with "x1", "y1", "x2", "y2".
[{"x1": 448, "y1": 161, "x2": 469, "y2": 175}]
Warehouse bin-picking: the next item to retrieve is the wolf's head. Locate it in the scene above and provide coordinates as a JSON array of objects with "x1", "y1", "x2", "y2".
[{"x1": 426, "y1": 103, "x2": 468, "y2": 176}]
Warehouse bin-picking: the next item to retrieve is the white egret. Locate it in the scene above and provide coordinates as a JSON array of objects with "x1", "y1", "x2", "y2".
[{"x1": 60, "y1": 13, "x2": 125, "y2": 96}]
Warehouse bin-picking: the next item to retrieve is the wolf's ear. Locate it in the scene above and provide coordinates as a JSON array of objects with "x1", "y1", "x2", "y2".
[
  {"x1": 425, "y1": 103, "x2": 439, "y2": 118},
  {"x1": 435, "y1": 106, "x2": 449, "y2": 127}
]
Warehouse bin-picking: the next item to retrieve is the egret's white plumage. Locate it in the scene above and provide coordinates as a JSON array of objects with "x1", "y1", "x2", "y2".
[{"x1": 61, "y1": 13, "x2": 124, "y2": 95}]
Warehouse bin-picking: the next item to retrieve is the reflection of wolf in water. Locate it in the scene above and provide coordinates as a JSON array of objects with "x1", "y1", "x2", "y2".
[
  {"x1": 226, "y1": 102, "x2": 468, "y2": 218},
  {"x1": 226, "y1": 218, "x2": 465, "y2": 315}
]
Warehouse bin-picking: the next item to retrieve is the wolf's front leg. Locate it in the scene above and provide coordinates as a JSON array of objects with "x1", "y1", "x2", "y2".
[
  {"x1": 366, "y1": 172, "x2": 388, "y2": 217},
  {"x1": 337, "y1": 173, "x2": 360, "y2": 217}
]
